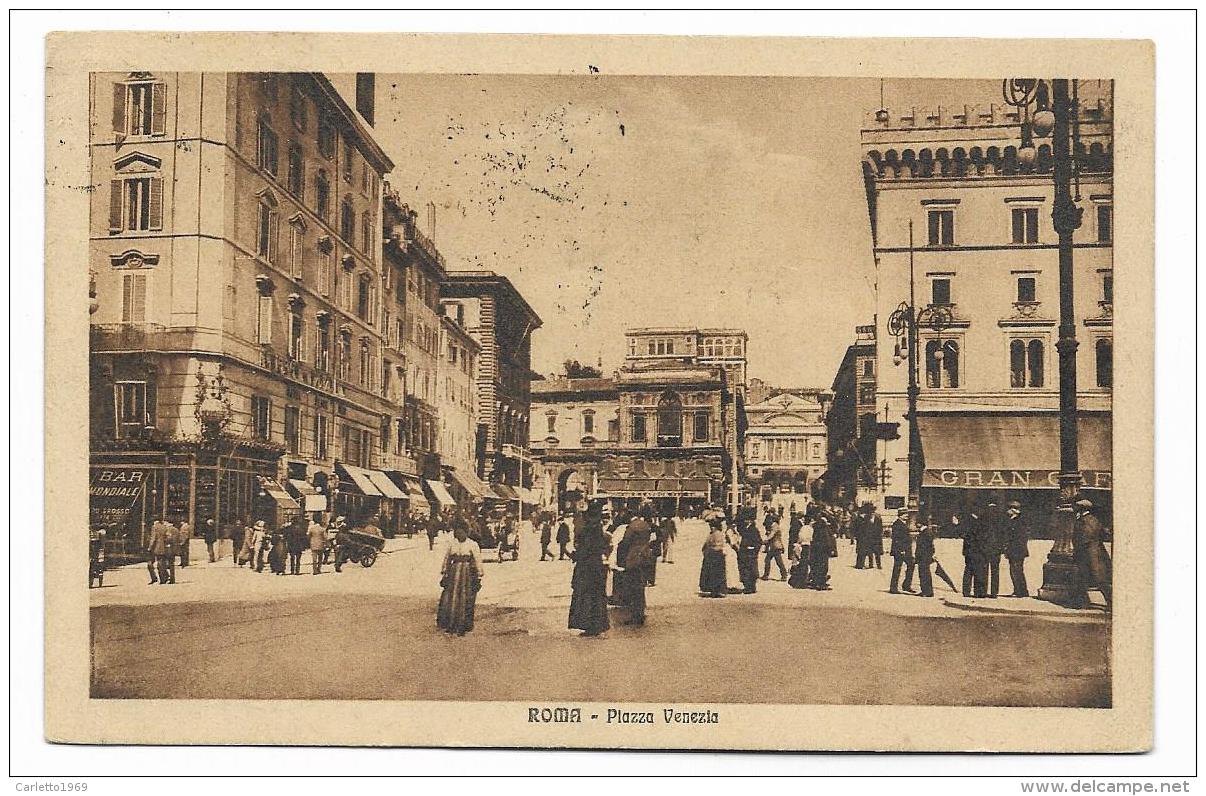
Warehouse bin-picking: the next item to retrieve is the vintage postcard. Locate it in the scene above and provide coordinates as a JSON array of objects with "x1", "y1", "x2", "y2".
[{"x1": 45, "y1": 32, "x2": 1154, "y2": 751}]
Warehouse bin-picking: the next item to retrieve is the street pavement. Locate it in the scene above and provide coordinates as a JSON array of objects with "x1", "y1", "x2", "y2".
[{"x1": 90, "y1": 520, "x2": 1110, "y2": 706}]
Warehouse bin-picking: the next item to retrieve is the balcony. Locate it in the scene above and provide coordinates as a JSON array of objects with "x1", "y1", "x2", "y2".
[
  {"x1": 90, "y1": 323, "x2": 168, "y2": 351},
  {"x1": 260, "y1": 347, "x2": 345, "y2": 397},
  {"x1": 407, "y1": 224, "x2": 446, "y2": 270}
]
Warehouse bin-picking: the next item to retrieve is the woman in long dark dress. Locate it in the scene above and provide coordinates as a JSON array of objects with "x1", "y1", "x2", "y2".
[
  {"x1": 438, "y1": 525, "x2": 484, "y2": 635},
  {"x1": 699, "y1": 518, "x2": 728, "y2": 597},
  {"x1": 568, "y1": 504, "x2": 610, "y2": 637}
]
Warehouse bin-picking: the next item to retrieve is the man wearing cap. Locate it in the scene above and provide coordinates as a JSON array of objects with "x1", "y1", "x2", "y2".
[
  {"x1": 1003, "y1": 500, "x2": 1030, "y2": 597},
  {"x1": 888, "y1": 508, "x2": 916, "y2": 594}
]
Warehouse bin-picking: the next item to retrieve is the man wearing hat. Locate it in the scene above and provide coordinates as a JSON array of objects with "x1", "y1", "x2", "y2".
[
  {"x1": 982, "y1": 498, "x2": 1005, "y2": 598},
  {"x1": 888, "y1": 507, "x2": 916, "y2": 594},
  {"x1": 1073, "y1": 497, "x2": 1112, "y2": 607},
  {"x1": 1003, "y1": 500, "x2": 1030, "y2": 597}
]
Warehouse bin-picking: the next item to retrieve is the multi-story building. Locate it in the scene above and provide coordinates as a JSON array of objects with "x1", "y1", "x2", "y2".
[
  {"x1": 860, "y1": 86, "x2": 1113, "y2": 526},
  {"x1": 88, "y1": 71, "x2": 401, "y2": 551},
  {"x1": 442, "y1": 271, "x2": 543, "y2": 492},
  {"x1": 744, "y1": 388, "x2": 830, "y2": 510},
  {"x1": 382, "y1": 188, "x2": 446, "y2": 488},
  {"x1": 825, "y1": 324, "x2": 880, "y2": 508},
  {"x1": 530, "y1": 376, "x2": 622, "y2": 513},
  {"x1": 438, "y1": 303, "x2": 486, "y2": 505},
  {"x1": 531, "y1": 327, "x2": 747, "y2": 515}
]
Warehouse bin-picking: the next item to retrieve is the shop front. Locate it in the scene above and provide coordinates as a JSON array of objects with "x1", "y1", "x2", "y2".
[
  {"x1": 90, "y1": 441, "x2": 284, "y2": 561},
  {"x1": 595, "y1": 476, "x2": 712, "y2": 517},
  {"x1": 446, "y1": 465, "x2": 493, "y2": 510},
  {"x1": 385, "y1": 471, "x2": 431, "y2": 519},
  {"x1": 917, "y1": 412, "x2": 1112, "y2": 538},
  {"x1": 336, "y1": 463, "x2": 410, "y2": 534}
]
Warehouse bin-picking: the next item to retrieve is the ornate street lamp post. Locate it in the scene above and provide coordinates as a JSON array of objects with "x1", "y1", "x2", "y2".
[
  {"x1": 887, "y1": 220, "x2": 953, "y2": 515},
  {"x1": 1001, "y1": 78, "x2": 1088, "y2": 607}
]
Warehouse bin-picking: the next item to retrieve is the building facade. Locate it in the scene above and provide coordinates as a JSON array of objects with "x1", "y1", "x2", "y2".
[
  {"x1": 529, "y1": 377, "x2": 621, "y2": 513},
  {"x1": 438, "y1": 305, "x2": 483, "y2": 504},
  {"x1": 88, "y1": 71, "x2": 407, "y2": 552},
  {"x1": 442, "y1": 271, "x2": 543, "y2": 491},
  {"x1": 825, "y1": 324, "x2": 881, "y2": 508},
  {"x1": 744, "y1": 390, "x2": 830, "y2": 511},
  {"x1": 861, "y1": 87, "x2": 1113, "y2": 527}
]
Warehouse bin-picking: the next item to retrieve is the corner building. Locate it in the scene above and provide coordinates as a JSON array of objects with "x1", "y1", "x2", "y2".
[
  {"x1": 88, "y1": 71, "x2": 400, "y2": 552},
  {"x1": 861, "y1": 89, "x2": 1113, "y2": 527}
]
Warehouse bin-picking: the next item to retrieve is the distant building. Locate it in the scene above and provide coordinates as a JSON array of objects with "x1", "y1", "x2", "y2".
[
  {"x1": 744, "y1": 389, "x2": 830, "y2": 510},
  {"x1": 531, "y1": 327, "x2": 747, "y2": 514},
  {"x1": 438, "y1": 304, "x2": 485, "y2": 505},
  {"x1": 443, "y1": 271, "x2": 543, "y2": 492},
  {"x1": 825, "y1": 324, "x2": 880, "y2": 508},
  {"x1": 861, "y1": 89, "x2": 1113, "y2": 522}
]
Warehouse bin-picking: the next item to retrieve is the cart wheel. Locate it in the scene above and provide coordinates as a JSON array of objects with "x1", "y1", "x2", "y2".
[{"x1": 361, "y1": 551, "x2": 376, "y2": 567}]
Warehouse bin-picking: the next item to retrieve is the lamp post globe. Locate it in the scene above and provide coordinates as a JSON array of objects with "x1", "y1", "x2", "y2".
[
  {"x1": 1017, "y1": 144, "x2": 1038, "y2": 167},
  {"x1": 1031, "y1": 109, "x2": 1055, "y2": 138}
]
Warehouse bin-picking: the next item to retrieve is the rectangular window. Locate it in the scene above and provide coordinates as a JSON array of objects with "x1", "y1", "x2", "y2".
[
  {"x1": 1011, "y1": 207, "x2": 1039, "y2": 244},
  {"x1": 631, "y1": 413, "x2": 647, "y2": 442},
  {"x1": 288, "y1": 312, "x2": 304, "y2": 360},
  {"x1": 252, "y1": 396, "x2": 271, "y2": 441},
  {"x1": 647, "y1": 341, "x2": 656, "y2": 355},
  {"x1": 317, "y1": 248, "x2": 331, "y2": 295},
  {"x1": 607, "y1": 418, "x2": 619, "y2": 442},
  {"x1": 117, "y1": 81, "x2": 166, "y2": 137},
  {"x1": 314, "y1": 414, "x2": 329, "y2": 460},
  {"x1": 287, "y1": 145, "x2": 304, "y2": 196},
  {"x1": 121, "y1": 273, "x2": 147, "y2": 322},
  {"x1": 257, "y1": 203, "x2": 277, "y2": 262},
  {"x1": 858, "y1": 385, "x2": 876, "y2": 405},
  {"x1": 341, "y1": 201, "x2": 355, "y2": 242},
  {"x1": 257, "y1": 121, "x2": 279, "y2": 176},
  {"x1": 318, "y1": 117, "x2": 335, "y2": 160},
  {"x1": 342, "y1": 140, "x2": 354, "y2": 182},
  {"x1": 316, "y1": 322, "x2": 330, "y2": 372},
  {"x1": 110, "y1": 177, "x2": 163, "y2": 232},
  {"x1": 927, "y1": 209, "x2": 954, "y2": 246},
  {"x1": 114, "y1": 381, "x2": 155, "y2": 438},
  {"x1": 693, "y1": 412, "x2": 709, "y2": 442},
  {"x1": 583, "y1": 413, "x2": 595, "y2": 435},
  {"x1": 284, "y1": 406, "x2": 301, "y2": 454},
  {"x1": 289, "y1": 84, "x2": 308, "y2": 131},
  {"x1": 289, "y1": 224, "x2": 304, "y2": 279},
  {"x1": 1097, "y1": 205, "x2": 1112, "y2": 243},
  {"x1": 546, "y1": 414, "x2": 557, "y2": 434},
  {"x1": 1016, "y1": 276, "x2": 1037, "y2": 303},
  {"x1": 931, "y1": 277, "x2": 952, "y2": 306},
  {"x1": 1101, "y1": 272, "x2": 1113, "y2": 304},
  {"x1": 256, "y1": 295, "x2": 273, "y2": 344},
  {"x1": 862, "y1": 359, "x2": 874, "y2": 377},
  {"x1": 357, "y1": 276, "x2": 370, "y2": 320},
  {"x1": 1096, "y1": 338, "x2": 1113, "y2": 388}
]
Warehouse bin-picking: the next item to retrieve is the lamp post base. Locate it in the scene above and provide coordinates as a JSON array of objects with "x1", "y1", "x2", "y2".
[{"x1": 1036, "y1": 496, "x2": 1088, "y2": 608}]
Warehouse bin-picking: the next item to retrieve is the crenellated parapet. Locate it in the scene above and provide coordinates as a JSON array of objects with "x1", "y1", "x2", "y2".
[{"x1": 861, "y1": 94, "x2": 1112, "y2": 182}]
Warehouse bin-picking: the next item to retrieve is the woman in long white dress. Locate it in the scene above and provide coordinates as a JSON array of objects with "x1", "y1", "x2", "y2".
[
  {"x1": 437, "y1": 525, "x2": 485, "y2": 636},
  {"x1": 722, "y1": 521, "x2": 743, "y2": 593}
]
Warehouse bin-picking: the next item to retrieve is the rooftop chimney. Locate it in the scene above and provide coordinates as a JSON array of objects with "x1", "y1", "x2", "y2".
[{"x1": 426, "y1": 200, "x2": 436, "y2": 242}]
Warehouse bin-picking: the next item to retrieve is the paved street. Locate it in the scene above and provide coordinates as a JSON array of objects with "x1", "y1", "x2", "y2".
[{"x1": 91, "y1": 520, "x2": 1109, "y2": 706}]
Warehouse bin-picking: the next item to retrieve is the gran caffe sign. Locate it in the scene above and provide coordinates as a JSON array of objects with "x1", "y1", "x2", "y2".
[{"x1": 923, "y1": 469, "x2": 1112, "y2": 490}]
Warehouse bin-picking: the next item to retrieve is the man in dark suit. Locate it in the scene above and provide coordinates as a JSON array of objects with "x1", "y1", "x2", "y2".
[
  {"x1": 539, "y1": 518, "x2": 554, "y2": 561},
  {"x1": 1003, "y1": 500, "x2": 1030, "y2": 597},
  {"x1": 888, "y1": 508, "x2": 915, "y2": 594},
  {"x1": 982, "y1": 499, "x2": 1005, "y2": 598},
  {"x1": 914, "y1": 512, "x2": 937, "y2": 597},
  {"x1": 556, "y1": 515, "x2": 572, "y2": 560}
]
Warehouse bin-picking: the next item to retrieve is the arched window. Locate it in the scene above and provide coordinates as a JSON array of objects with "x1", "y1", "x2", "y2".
[
  {"x1": 656, "y1": 391, "x2": 683, "y2": 447},
  {"x1": 1096, "y1": 338, "x2": 1113, "y2": 388},
  {"x1": 1009, "y1": 338, "x2": 1044, "y2": 388},
  {"x1": 925, "y1": 339, "x2": 959, "y2": 388}
]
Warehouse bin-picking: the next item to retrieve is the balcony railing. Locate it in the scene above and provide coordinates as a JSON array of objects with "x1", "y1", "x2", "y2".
[
  {"x1": 260, "y1": 347, "x2": 345, "y2": 397},
  {"x1": 90, "y1": 323, "x2": 168, "y2": 351}
]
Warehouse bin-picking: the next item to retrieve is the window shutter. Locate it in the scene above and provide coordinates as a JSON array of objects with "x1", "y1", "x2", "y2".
[
  {"x1": 147, "y1": 177, "x2": 163, "y2": 230},
  {"x1": 109, "y1": 179, "x2": 123, "y2": 232},
  {"x1": 151, "y1": 82, "x2": 167, "y2": 135},
  {"x1": 268, "y1": 212, "x2": 278, "y2": 263},
  {"x1": 123, "y1": 274, "x2": 146, "y2": 322},
  {"x1": 112, "y1": 83, "x2": 127, "y2": 136},
  {"x1": 258, "y1": 295, "x2": 273, "y2": 344}
]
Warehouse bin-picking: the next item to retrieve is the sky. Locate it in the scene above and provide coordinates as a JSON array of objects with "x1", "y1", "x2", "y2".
[{"x1": 362, "y1": 75, "x2": 1088, "y2": 387}]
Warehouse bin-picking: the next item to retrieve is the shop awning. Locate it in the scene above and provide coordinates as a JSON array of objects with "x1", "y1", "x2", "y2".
[
  {"x1": 448, "y1": 468, "x2": 492, "y2": 499},
  {"x1": 261, "y1": 478, "x2": 301, "y2": 509},
  {"x1": 367, "y1": 470, "x2": 408, "y2": 500},
  {"x1": 596, "y1": 477, "x2": 711, "y2": 498},
  {"x1": 917, "y1": 413, "x2": 1112, "y2": 490},
  {"x1": 337, "y1": 464, "x2": 383, "y2": 497},
  {"x1": 287, "y1": 479, "x2": 328, "y2": 512},
  {"x1": 385, "y1": 472, "x2": 430, "y2": 511},
  {"x1": 424, "y1": 479, "x2": 456, "y2": 507},
  {"x1": 492, "y1": 483, "x2": 519, "y2": 501}
]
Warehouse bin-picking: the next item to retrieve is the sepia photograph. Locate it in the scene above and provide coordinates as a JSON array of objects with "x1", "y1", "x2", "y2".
[
  {"x1": 33, "y1": 25, "x2": 1167, "y2": 758},
  {"x1": 84, "y1": 68, "x2": 1117, "y2": 707}
]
